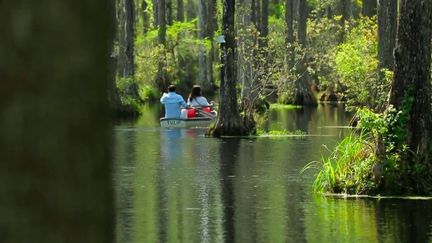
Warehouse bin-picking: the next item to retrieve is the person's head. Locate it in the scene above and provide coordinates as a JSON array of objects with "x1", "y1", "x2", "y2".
[
  {"x1": 168, "y1": 85, "x2": 176, "y2": 92},
  {"x1": 188, "y1": 85, "x2": 202, "y2": 101}
]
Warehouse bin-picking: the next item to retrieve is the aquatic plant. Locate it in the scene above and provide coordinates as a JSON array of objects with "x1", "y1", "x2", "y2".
[
  {"x1": 306, "y1": 106, "x2": 432, "y2": 195},
  {"x1": 256, "y1": 129, "x2": 306, "y2": 136},
  {"x1": 305, "y1": 132, "x2": 377, "y2": 194},
  {"x1": 269, "y1": 104, "x2": 302, "y2": 110}
]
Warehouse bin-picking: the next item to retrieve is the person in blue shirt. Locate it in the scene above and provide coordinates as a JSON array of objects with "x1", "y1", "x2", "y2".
[{"x1": 160, "y1": 85, "x2": 188, "y2": 118}]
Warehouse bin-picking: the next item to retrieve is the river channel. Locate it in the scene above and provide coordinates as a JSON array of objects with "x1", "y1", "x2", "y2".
[{"x1": 114, "y1": 104, "x2": 432, "y2": 243}]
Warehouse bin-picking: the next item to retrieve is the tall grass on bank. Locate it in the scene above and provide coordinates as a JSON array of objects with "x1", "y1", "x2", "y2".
[{"x1": 304, "y1": 131, "x2": 377, "y2": 195}]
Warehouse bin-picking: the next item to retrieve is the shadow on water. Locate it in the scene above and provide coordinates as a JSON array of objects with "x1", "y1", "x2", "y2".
[{"x1": 114, "y1": 104, "x2": 432, "y2": 243}]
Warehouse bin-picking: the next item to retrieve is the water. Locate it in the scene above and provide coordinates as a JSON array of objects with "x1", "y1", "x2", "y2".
[{"x1": 114, "y1": 104, "x2": 432, "y2": 243}]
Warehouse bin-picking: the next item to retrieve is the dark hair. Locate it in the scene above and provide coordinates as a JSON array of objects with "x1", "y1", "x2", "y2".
[
  {"x1": 168, "y1": 85, "x2": 176, "y2": 92},
  {"x1": 188, "y1": 85, "x2": 202, "y2": 101}
]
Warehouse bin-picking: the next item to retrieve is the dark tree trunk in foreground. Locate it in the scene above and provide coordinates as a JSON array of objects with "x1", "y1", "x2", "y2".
[
  {"x1": 294, "y1": 0, "x2": 316, "y2": 105},
  {"x1": 362, "y1": 0, "x2": 377, "y2": 17},
  {"x1": 177, "y1": 0, "x2": 184, "y2": 21},
  {"x1": 157, "y1": 0, "x2": 169, "y2": 90},
  {"x1": 389, "y1": 0, "x2": 432, "y2": 190},
  {"x1": 209, "y1": 0, "x2": 247, "y2": 137},
  {"x1": 118, "y1": 0, "x2": 141, "y2": 101},
  {"x1": 0, "y1": 0, "x2": 114, "y2": 242}
]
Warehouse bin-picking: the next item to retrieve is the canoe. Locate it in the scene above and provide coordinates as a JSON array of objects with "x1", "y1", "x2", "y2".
[{"x1": 160, "y1": 117, "x2": 214, "y2": 128}]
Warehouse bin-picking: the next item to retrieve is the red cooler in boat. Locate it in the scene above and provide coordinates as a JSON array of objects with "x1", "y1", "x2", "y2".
[
  {"x1": 203, "y1": 107, "x2": 211, "y2": 113},
  {"x1": 187, "y1": 108, "x2": 197, "y2": 118}
]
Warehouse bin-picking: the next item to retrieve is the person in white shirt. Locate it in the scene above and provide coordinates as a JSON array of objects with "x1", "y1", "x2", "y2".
[
  {"x1": 187, "y1": 85, "x2": 210, "y2": 107},
  {"x1": 187, "y1": 85, "x2": 217, "y2": 118}
]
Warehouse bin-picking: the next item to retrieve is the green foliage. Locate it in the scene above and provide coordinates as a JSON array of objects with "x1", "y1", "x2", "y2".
[
  {"x1": 117, "y1": 77, "x2": 142, "y2": 114},
  {"x1": 269, "y1": 3, "x2": 284, "y2": 19},
  {"x1": 236, "y1": 17, "x2": 298, "y2": 114},
  {"x1": 307, "y1": 16, "x2": 342, "y2": 91},
  {"x1": 333, "y1": 17, "x2": 390, "y2": 109},
  {"x1": 308, "y1": 0, "x2": 336, "y2": 12},
  {"x1": 140, "y1": 85, "x2": 160, "y2": 102},
  {"x1": 135, "y1": 19, "x2": 210, "y2": 90},
  {"x1": 356, "y1": 107, "x2": 387, "y2": 137}
]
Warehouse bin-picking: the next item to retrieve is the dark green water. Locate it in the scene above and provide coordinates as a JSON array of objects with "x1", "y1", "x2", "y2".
[{"x1": 114, "y1": 105, "x2": 432, "y2": 243}]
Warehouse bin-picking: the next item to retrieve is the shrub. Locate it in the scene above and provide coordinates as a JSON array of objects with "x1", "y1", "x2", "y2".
[{"x1": 333, "y1": 17, "x2": 391, "y2": 110}]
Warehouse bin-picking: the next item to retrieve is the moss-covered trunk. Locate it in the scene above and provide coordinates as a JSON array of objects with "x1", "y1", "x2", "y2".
[
  {"x1": 389, "y1": 0, "x2": 432, "y2": 190},
  {"x1": 209, "y1": 0, "x2": 248, "y2": 137}
]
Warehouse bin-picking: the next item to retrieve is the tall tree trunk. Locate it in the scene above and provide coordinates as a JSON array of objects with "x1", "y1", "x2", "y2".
[
  {"x1": 177, "y1": 0, "x2": 184, "y2": 21},
  {"x1": 294, "y1": 0, "x2": 316, "y2": 105},
  {"x1": 285, "y1": 0, "x2": 294, "y2": 68},
  {"x1": 338, "y1": 0, "x2": 351, "y2": 42},
  {"x1": 198, "y1": 0, "x2": 217, "y2": 91},
  {"x1": 142, "y1": 0, "x2": 150, "y2": 33},
  {"x1": 210, "y1": 0, "x2": 248, "y2": 137},
  {"x1": 376, "y1": 0, "x2": 397, "y2": 111},
  {"x1": 118, "y1": 0, "x2": 135, "y2": 77},
  {"x1": 0, "y1": 0, "x2": 114, "y2": 241},
  {"x1": 238, "y1": 0, "x2": 254, "y2": 101},
  {"x1": 388, "y1": 0, "x2": 432, "y2": 182},
  {"x1": 378, "y1": 0, "x2": 397, "y2": 72},
  {"x1": 198, "y1": 0, "x2": 209, "y2": 90},
  {"x1": 186, "y1": 0, "x2": 197, "y2": 21},
  {"x1": 153, "y1": 0, "x2": 159, "y2": 27},
  {"x1": 166, "y1": 0, "x2": 173, "y2": 25},
  {"x1": 252, "y1": 0, "x2": 261, "y2": 28},
  {"x1": 362, "y1": 0, "x2": 377, "y2": 17},
  {"x1": 207, "y1": 0, "x2": 217, "y2": 92},
  {"x1": 157, "y1": 0, "x2": 169, "y2": 90},
  {"x1": 118, "y1": 0, "x2": 141, "y2": 101},
  {"x1": 260, "y1": 0, "x2": 269, "y2": 47}
]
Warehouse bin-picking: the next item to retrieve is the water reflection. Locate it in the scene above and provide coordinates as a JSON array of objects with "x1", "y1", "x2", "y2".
[
  {"x1": 305, "y1": 197, "x2": 432, "y2": 243},
  {"x1": 219, "y1": 139, "x2": 240, "y2": 242},
  {"x1": 114, "y1": 105, "x2": 432, "y2": 243}
]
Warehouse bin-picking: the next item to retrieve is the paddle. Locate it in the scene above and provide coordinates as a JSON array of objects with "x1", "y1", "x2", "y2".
[{"x1": 195, "y1": 107, "x2": 217, "y2": 119}]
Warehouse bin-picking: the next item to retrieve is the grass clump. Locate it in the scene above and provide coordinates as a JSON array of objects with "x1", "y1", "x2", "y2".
[
  {"x1": 306, "y1": 133, "x2": 377, "y2": 194},
  {"x1": 305, "y1": 106, "x2": 432, "y2": 196}
]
